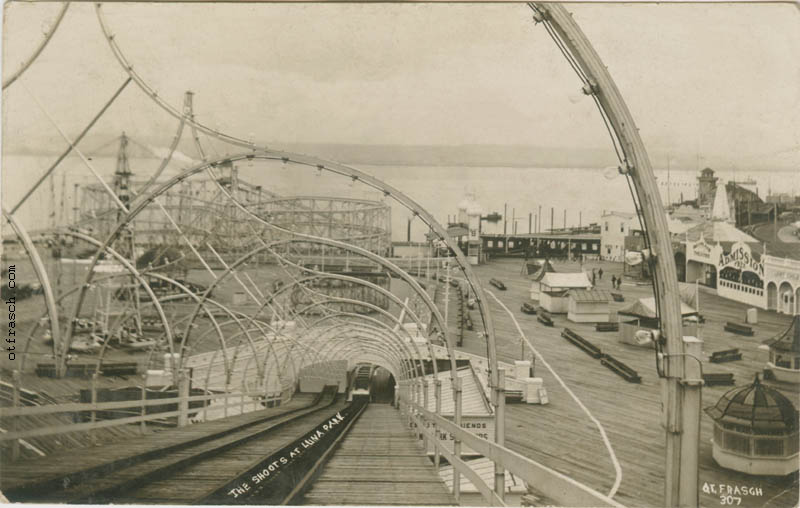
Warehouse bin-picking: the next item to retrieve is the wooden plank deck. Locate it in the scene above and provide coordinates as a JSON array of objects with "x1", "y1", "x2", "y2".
[
  {"x1": 302, "y1": 404, "x2": 456, "y2": 506},
  {"x1": 450, "y1": 258, "x2": 798, "y2": 508},
  {"x1": 0, "y1": 393, "x2": 317, "y2": 496}
]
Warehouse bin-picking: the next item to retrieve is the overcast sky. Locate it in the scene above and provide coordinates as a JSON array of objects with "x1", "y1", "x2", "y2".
[{"x1": 2, "y1": 2, "x2": 799, "y2": 170}]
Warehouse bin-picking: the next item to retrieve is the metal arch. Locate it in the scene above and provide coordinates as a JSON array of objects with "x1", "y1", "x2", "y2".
[
  {"x1": 299, "y1": 319, "x2": 418, "y2": 379},
  {"x1": 94, "y1": 3, "x2": 264, "y2": 151},
  {"x1": 135, "y1": 116, "x2": 186, "y2": 197},
  {"x1": 178, "y1": 237, "x2": 458, "y2": 380},
  {"x1": 299, "y1": 319, "x2": 420, "y2": 381},
  {"x1": 202, "y1": 153, "x2": 496, "y2": 390},
  {"x1": 2, "y1": 208, "x2": 63, "y2": 373},
  {"x1": 61, "y1": 231, "x2": 177, "y2": 376},
  {"x1": 530, "y1": 4, "x2": 693, "y2": 505},
  {"x1": 58, "y1": 155, "x2": 488, "y2": 393},
  {"x1": 291, "y1": 294, "x2": 438, "y2": 379},
  {"x1": 2, "y1": 2, "x2": 71, "y2": 90},
  {"x1": 54, "y1": 231, "x2": 242, "y2": 380},
  {"x1": 298, "y1": 321, "x2": 414, "y2": 381},
  {"x1": 299, "y1": 326, "x2": 410, "y2": 382},
  {"x1": 251, "y1": 271, "x2": 438, "y2": 372},
  {"x1": 292, "y1": 312, "x2": 427, "y2": 381},
  {"x1": 317, "y1": 333, "x2": 410, "y2": 384}
]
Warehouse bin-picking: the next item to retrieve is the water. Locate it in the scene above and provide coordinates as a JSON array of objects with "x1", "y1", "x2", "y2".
[{"x1": 3, "y1": 153, "x2": 798, "y2": 243}]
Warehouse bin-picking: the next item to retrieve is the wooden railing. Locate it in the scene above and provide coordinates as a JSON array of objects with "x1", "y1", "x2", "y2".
[
  {"x1": 0, "y1": 375, "x2": 292, "y2": 447},
  {"x1": 399, "y1": 396, "x2": 625, "y2": 508}
]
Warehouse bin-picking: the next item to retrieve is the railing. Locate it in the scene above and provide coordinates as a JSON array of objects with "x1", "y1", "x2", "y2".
[
  {"x1": 0, "y1": 370, "x2": 302, "y2": 459},
  {"x1": 398, "y1": 380, "x2": 625, "y2": 508}
]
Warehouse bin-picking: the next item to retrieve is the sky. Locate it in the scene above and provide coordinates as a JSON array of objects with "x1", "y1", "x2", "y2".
[{"x1": 2, "y1": 2, "x2": 799, "y2": 170}]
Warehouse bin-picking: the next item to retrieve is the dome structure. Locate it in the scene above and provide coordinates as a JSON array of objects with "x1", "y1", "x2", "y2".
[
  {"x1": 763, "y1": 316, "x2": 800, "y2": 384},
  {"x1": 705, "y1": 375, "x2": 799, "y2": 476}
]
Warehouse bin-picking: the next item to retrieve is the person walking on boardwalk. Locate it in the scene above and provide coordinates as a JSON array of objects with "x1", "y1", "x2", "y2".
[
  {"x1": 592, "y1": 271, "x2": 596, "y2": 286},
  {"x1": 598, "y1": 267, "x2": 604, "y2": 280},
  {"x1": 611, "y1": 274, "x2": 617, "y2": 288}
]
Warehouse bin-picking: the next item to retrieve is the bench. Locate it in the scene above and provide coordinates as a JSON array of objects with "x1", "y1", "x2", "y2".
[
  {"x1": 489, "y1": 278, "x2": 507, "y2": 290},
  {"x1": 600, "y1": 354, "x2": 642, "y2": 383},
  {"x1": 703, "y1": 372, "x2": 735, "y2": 386},
  {"x1": 561, "y1": 328, "x2": 603, "y2": 359},
  {"x1": 537, "y1": 312, "x2": 553, "y2": 327},
  {"x1": 724, "y1": 322, "x2": 754, "y2": 336},
  {"x1": 611, "y1": 292, "x2": 625, "y2": 302},
  {"x1": 595, "y1": 322, "x2": 619, "y2": 332},
  {"x1": 710, "y1": 348, "x2": 742, "y2": 363}
]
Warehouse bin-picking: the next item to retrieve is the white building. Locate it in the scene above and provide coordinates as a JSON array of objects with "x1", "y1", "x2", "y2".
[{"x1": 600, "y1": 211, "x2": 635, "y2": 261}]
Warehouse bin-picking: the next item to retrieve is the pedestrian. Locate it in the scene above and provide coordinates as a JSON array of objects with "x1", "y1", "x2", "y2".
[
  {"x1": 611, "y1": 275, "x2": 617, "y2": 288},
  {"x1": 598, "y1": 268, "x2": 604, "y2": 280},
  {"x1": 592, "y1": 272, "x2": 596, "y2": 286},
  {"x1": 616, "y1": 277, "x2": 621, "y2": 289}
]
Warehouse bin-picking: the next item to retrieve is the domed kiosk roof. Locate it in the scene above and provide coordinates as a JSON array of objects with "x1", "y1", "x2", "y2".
[
  {"x1": 705, "y1": 375, "x2": 798, "y2": 434},
  {"x1": 762, "y1": 315, "x2": 800, "y2": 354}
]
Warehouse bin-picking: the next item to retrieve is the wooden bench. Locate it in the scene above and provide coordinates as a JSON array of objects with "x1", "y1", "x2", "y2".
[
  {"x1": 489, "y1": 278, "x2": 507, "y2": 290},
  {"x1": 561, "y1": 328, "x2": 603, "y2": 359},
  {"x1": 710, "y1": 348, "x2": 742, "y2": 363},
  {"x1": 595, "y1": 322, "x2": 619, "y2": 332},
  {"x1": 724, "y1": 322, "x2": 754, "y2": 336},
  {"x1": 703, "y1": 372, "x2": 735, "y2": 386},
  {"x1": 600, "y1": 354, "x2": 642, "y2": 383},
  {"x1": 611, "y1": 292, "x2": 625, "y2": 302},
  {"x1": 537, "y1": 312, "x2": 554, "y2": 327}
]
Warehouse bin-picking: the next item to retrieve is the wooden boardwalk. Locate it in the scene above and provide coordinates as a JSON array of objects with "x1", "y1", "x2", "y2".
[
  {"x1": 302, "y1": 404, "x2": 456, "y2": 506},
  {"x1": 453, "y1": 258, "x2": 798, "y2": 508}
]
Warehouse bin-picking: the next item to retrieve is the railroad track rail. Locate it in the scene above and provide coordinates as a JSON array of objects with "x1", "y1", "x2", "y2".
[{"x1": 3, "y1": 386, "x2": 355, "y2": 505}]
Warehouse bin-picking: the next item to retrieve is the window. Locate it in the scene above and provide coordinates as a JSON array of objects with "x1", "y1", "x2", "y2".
[
  {"x1": 487, "y1": 241, "x2": 494, "y2": 248},
  {"x1": 509, "y1": 241, "x2": 514, "y2": 248},
  {"x1": 498, "y1": 241, "x2": 504, "y2": 248},
  {"x1": 723, "y1": 432, "x2": 751, "y2": 455},
  {"x1": 607, "y1": 247, "x2": 612, "y2": 255},
  {"x1": 620, "y1": 224, "x2": 625, "y2": 233},
  {"x1": 592, "y1": 244, "x2": 598, "y2": 251},
  {"x1": 755, "y1": 438, "x2": 784, "y2": 457},
  {"x1": 604, "y1": 222, "x2": 609, "y2": 232}
]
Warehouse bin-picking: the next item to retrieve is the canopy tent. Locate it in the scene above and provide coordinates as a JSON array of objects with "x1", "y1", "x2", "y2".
[
  {"x1": 618, "y1": 296, "x2": 698, "y2": 319},
  {"x1": 527, "y1": 258, "x2": 557, "y2": 279},
  {"x1": 539, "y1": 272, "x2": 592, "y2": 290}
]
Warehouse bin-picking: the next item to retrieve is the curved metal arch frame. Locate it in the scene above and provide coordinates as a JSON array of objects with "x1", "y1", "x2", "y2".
[
  {"x1": 2, "y1": 2, "x2": 71, "y2": 90},
  {"x1": 294, "y1": 314, "x2": 425, "y2": 380},
  {"x1": 61, "y1": 161, "x2": 474, "y2": 423},
  {"x1": 201, "y1": 153, "x2": 497, "y2": 390},
  {"x1": 248, "y1": 270, "x2": 440, "y2": 379},
  {"x1": 94, "y1": 3, "x2": 263, "y2": 151},
  {"x1": 299, "y1": 320, "x2": 419, "y2": 379},
  {"x1": 2, "y1": 209, "x2": 63, "y2": 372}
]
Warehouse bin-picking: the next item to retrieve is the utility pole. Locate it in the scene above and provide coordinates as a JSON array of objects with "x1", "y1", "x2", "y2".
[
  {"x1": 563, "y1": 209, "x2": 567, "y2": 229},
  {"x1": 550, "y1": 207, "x2": 554, "y2": 234},
  {"x1": 529, "y1": 212, "x2": 532, "y2": 234}
]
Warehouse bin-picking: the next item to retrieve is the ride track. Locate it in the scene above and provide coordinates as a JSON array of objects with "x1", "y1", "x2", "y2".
[{"x1": 2, "y1": 3, "x2": 693, "y2": 506}]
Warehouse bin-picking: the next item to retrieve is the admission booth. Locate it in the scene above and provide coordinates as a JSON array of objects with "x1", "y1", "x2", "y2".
[
  {"x1": 705, "y1": 376, "x2": 799, "y2": 476},
  {"x1": 763, "y1": 316, "x2": 800, "y2": 386},
  {"x1": 537, "y1": 272, "x2": 592, "y2": 314},
  {"x1": 617, "y1": 297, "x2": 699, "y2": 347},
  {"x1": 567, "y1": 289, "x2": 611, "y2": 323}
]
